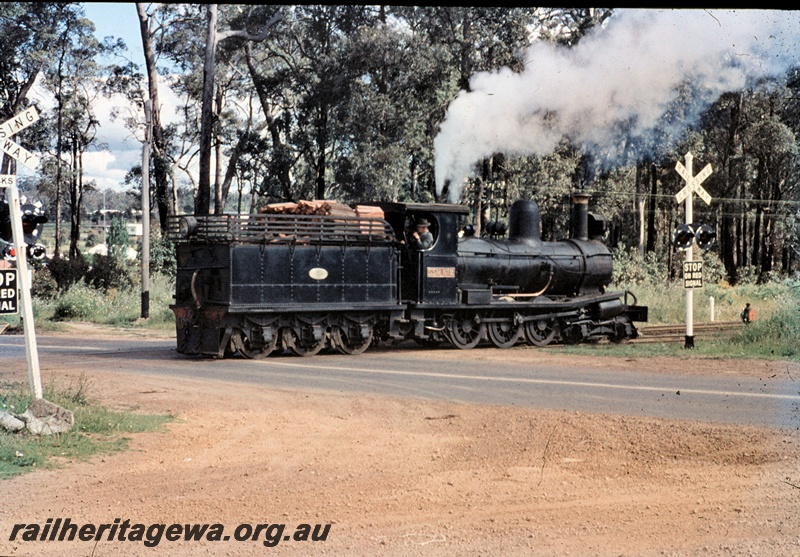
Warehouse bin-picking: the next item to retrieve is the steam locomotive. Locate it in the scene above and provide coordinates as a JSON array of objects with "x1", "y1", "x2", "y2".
[{"x1": 167, "y1": 193, "x2": 647, "y2": 358}]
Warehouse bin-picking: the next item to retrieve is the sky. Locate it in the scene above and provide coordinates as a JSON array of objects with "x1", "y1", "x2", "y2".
[{"x1": 79, "y1": 2, "x2": 150, "y2": 192}]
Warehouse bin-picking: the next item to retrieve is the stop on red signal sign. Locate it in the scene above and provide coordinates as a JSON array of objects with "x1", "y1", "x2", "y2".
[{"x1": 0, "y1": 268, "x2": 18, "y2": 314}]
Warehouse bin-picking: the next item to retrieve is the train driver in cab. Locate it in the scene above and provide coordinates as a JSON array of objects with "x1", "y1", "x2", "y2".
[{"x1": 408, "y1": 217, "x2": 434, "y2": 250}]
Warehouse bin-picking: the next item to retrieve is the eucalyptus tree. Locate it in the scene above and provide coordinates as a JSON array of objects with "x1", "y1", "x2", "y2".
[
  {"x1": 196, "y1": 4, "x2": 281, "y2": 214},
  {"x1": 39, "y1": 7, "x2": 120, "y2": 259},
  {"x1": 0, "y1": 2, "x2": 73, "y2": 264},
  {"x1": 241, "y1": 5, "x2": 393, "y2": 204},
  {"x1": 0, "y1": 2, "x2": 65, "y2": 134},
  {"x1": 147, "y1": 3, "x2": 204, "y2": 212},
  {"x1": 741, "y1": 95, "x2": 798, "y2": 278},
  {"x1": 414, "y1": 7, "x2": 537, "y2": 205},
  {"x1": 155, "y1": 4, "x2": 281, "y2": 215},
  {"x1": 328, "y1": 8, "x2": 456, "y2": 203},
  {"x1": 278, "y1": 5, "x2": 379, "y2": 202},
  {"x1": 136, "y1": 2, "x2": 173, "y2": 230}
]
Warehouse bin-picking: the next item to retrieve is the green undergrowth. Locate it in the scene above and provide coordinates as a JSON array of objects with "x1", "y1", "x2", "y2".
[
  {"x1": 0, "y1": 376, "x2": 173, "y2": 480},
  {"x1": 591, "y1": 276, "x2": 800, "y2": 360}
]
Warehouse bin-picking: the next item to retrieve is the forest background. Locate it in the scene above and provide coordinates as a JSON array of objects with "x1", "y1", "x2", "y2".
[{"x1": 1, "y1": 5, "x2": 799, "y2": 291}]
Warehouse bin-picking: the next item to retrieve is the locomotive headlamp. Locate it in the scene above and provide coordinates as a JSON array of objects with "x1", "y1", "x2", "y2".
[
  {"x1": 694, "y1": 224, "x2": 716, "y2": 250},
  {"x1": 672, "y1": 224, "x2": 695, "y2": 250},
  {"x1": 178, "y1": 216, "x2": 198, "y2": 238}
]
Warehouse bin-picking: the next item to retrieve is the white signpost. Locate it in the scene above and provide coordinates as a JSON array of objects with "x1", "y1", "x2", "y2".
[
  {"x1": 1, "y1": 106, "x2": 43, "y2": 398},
  {"x1": 674, "y1": 152, "x2": 712, "y2": 349}
]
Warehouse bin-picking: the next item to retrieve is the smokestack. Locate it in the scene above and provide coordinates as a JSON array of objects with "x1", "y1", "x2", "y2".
[
  {"x1": 508, "y1": 199, "x2": 541, "y2": 244},
  {"x1": 571, "y1": 192, "x2": 590, "y2": 241}
]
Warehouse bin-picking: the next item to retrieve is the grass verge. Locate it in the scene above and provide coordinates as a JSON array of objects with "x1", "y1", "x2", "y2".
[
  {"x1": 573, "y1": 277, "x2": 800, "y2": 360},
  {"x1": 0, "y1": 376, "x2": 172, "y2": 480}
]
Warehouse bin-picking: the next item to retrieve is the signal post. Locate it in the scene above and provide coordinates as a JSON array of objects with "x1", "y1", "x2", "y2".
[
  {"x1": 0, "y1": 107, "x2": 42, "y2": 398},
  {"x1": 674, "y1": 152, "x2": 712, "y2": 349}
]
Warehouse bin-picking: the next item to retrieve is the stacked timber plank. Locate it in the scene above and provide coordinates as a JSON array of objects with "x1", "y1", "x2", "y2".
[
  {"x1": 245, "y1": 199, "x2": 394, "y2": 245},
  {"x1": 354, "y1": 205, "x2": 385, "y2": 234},
  {"x1": 260, "y1": 200, "x2": 385, "y2": 222},
  {"x1": 354, "y1": 205, "x2": 384, "y2": 219},
  {"x1": 260, "y1": 199, "x2": 358, "y2": 216}
]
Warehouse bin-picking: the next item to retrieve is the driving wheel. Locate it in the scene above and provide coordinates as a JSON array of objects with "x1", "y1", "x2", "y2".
[
  {"x1": 524, "y1": 318, "x2": 559, "y2": 347},
  {"x1": 446, "y1": 312, "x2": 484, "y2": 350},
  {"x1": 488, "y1": 320, "x2": 521, "y2": 349}
]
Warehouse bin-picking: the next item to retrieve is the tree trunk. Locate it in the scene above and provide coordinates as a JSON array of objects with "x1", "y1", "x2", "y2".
[
  {"x1": 136, "y1": 3, "x2": 171, "y2": 231},
  {"x1": 220, "y1": 131, "x2": 248, "y2": 211},
  {"x1": 634, "y1": 164, "x2": 644, "y2": 256},
  {"x1": 245, "y1": 45, "x2": 292, "y2": 199},
  {"x1": 740, "y1": 209, "x2": 748, "y2": 269},
  {"x1": 68, "y1": 137, "x2": 81, "y2": 260},
  {"x1": 646, "y1": 163, "x2": 657, "y2": 253},
  {"x1": 314, "y1": 107, "x2": 328, "y2": 200},
  {"x1": 721, "y1": 205, "x2": 736, "y2": 282},
  {"x1": 761, "y1": 214, "x2": 774, "y2": 276},
  {"x1": 213, "y1": 84, "x2": 224, "y2": 214},
  {"x1": 752, "y1": 203, "x2": 762, "y2": 274},
  {"x1": 196, "y1": 4, "x2": 218, "y2": 215}
]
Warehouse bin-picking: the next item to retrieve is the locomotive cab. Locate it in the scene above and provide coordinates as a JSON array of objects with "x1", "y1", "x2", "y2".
[{"x1": 380, "y1": 202, "x2": 469, "y2": 305}]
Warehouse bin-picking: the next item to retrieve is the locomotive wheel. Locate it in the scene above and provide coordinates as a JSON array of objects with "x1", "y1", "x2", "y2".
[
  {"x1": 446, "y1": 312, "x2": 485, "y2": 350},
  {"x1": 231, "y1": 328, "x2": 277, "y2": 359},
  {"x1": 524, "y1": 319, "x2": 559, "y2": 347},
  {"x1": 331, "y1": 325, "x2": 373, "y2": 355},
  {"x1": 488, "y1": 320, "x2": 521, "y2": 349},
  {"x1": 281, "y1": 327, "x2": 327, "y2": 357}
]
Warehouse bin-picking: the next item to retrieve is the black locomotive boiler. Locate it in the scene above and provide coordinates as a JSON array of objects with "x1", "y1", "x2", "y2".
[{"x1": 168, "y1": 193, "x2": 647, "y2": 358}]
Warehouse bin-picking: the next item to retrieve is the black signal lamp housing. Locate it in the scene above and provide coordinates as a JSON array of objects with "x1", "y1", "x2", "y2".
[
  {"x1": 672, "y1": 224, "x2": 695, "y2": 250},
  {"x1": 694, "y1": 224, "x2": 716, "y2": 250}
]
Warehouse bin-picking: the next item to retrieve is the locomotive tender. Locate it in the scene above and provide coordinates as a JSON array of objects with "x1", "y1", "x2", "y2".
[{"x1": 168, "y1": 193, "x2": 648, "y2": 358}]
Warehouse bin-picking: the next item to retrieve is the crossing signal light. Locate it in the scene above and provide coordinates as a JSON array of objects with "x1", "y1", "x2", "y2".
[
  {"x1": 0, "y1": 241, "x2": 14, "y2": 259},
  {"x1": 694, "y1": 224, "x2": 716, "y2": 250},
  {"x1": 672, "y1": 224, "x2": 695, "y2": 250}
]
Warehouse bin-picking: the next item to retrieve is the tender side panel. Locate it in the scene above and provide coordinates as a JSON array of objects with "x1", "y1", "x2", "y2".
[{"x1": 229, "y1": 243, "x2": 397, "y2": 310}]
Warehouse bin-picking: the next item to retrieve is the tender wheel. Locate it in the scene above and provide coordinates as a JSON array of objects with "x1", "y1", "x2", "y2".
[
  {"x1": 524, "y1": 318, "x2": 559, "y2": 347},
  {"x1": 488, "y1": 320, "x2": 521, "y2": 349},
  {"x1": 281, "y1": 327, "x2": 326, "y2": 357},
  {"x1": 446, "y1": 312, "x2": 485, "y2": 350},
  {"x1": 231, "y1": 328, "x2": 277, "y2": 359},
  {"x1": 331, "y1": 325, "x2": 373, "y2": 355}
]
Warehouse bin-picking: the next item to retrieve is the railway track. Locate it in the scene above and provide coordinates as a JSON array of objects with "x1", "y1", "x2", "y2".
[{"x1": 633, "y1": 320, "x2": 742, "y2": 343}]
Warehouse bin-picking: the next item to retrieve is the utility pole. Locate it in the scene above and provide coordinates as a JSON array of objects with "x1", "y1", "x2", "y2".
[{"x1": 141, "y1": 100, "x2": 152, "y2": 319}]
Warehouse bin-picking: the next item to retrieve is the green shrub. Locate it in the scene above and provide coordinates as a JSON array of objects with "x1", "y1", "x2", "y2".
[
  {"x1": 107, "y1": 215, "x2": 130, "y2": 262},
  {"x1": 148, "y1": 226, "x2": 176, "y2": 278},
  {"x1": 84, "y1": 232, "x2": 97, "y2": 248},
  {"x1": 84, "y1": 254, "x2": 133, "y2": 291},
  {"x1": 31, "y1": 265, "x2": 58, "y2": 300},
  {"x1": 46, "y1": 255, "x2": 89, "y2": 292},
  {"x1": 730, "y1": 281, "x2": 800, "y2": 357},
  {"x1": 611, "y1": 246, "x2": 667, "y2": 286},
  {"x1": 52, "y1": 283, "x2": 107, "y2": 321}
]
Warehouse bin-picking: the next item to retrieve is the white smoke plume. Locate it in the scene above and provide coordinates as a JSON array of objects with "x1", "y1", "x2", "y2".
[{"x1": 434, "y1": 9, "x2": 800, "y2": 202}]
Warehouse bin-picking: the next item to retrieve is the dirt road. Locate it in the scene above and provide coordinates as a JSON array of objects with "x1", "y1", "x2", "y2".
[{"x1": 2, "y1": 327, "x2": 799, "y2": 556}]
